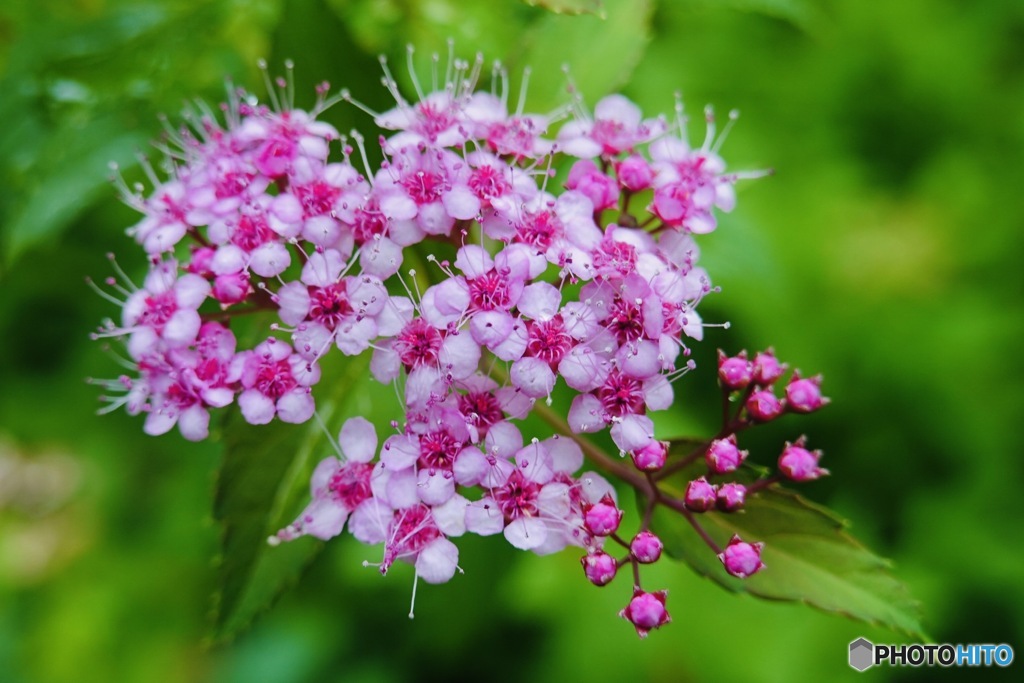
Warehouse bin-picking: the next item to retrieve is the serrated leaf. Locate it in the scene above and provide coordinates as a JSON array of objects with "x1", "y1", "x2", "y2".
[
  {"x1": 651, "y1": 456, "x2": 924, "y2": 637},
  {"x1": 522, "y1": 0, "x2": 606, "y2": 18},
  {"x1": 511, "y1": 0, "x2": 653, "y2": 112},
  {"x1": 209, "y1": 353, "x2": 366, "y2": 642}
]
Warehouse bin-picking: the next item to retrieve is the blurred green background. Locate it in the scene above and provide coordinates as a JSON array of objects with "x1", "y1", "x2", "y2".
[{"x1": 1, "y1": 0, "x2": 1022, "y2": 681}]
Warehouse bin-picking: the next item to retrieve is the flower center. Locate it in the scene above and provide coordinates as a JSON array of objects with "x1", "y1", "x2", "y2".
[
  {"x1": 493, "y1": 469, "x2": 541, "y2": 521},
  {"x1": 394, "y1": 319, "x2": 443, "y2": 369},
  {"x1": 418, "y1": 429, "x2": 461, "y2": 473},
  {"x1": 457, "y1": 391, "x2": 503, "y2": 437},
  {"x1": 401, "y1": 170, "x2": 448, "y2": 205},
  {"x1": 606, "y1": 299, "x2": 645, "y2": 344},
  {"x1": 468, "y1": 165, "x2": 510, "y2": 201},
  {"x1": 255, "y1": 358, "x2": 298, "y2": 399},
  {"x1": 467, "y1": 271, "x2": 511, "y2": 311},
  {"x1": 328, "y1": 461, "x2": 374, "y2": 509},
  {"x1": 526, "y1": 316, "x2": 573, "y2": 366},
  {"x1": 138, "y1": 291, "x2": 178, "y2": 330},
  {"x1": 294, "y1": 180, "x2": 341, "y2": 216},
  {"x1": 308, "y1": 282, "x2": 353, "y2": 330},
  {"x1": 516, "y1": 210, "x2": 562, "y2": 250},
  {"x1": 231, "y1": 213, "x2": 276, "y2": 252},
  {"x1": 598, "y1": 371, "x2": 645, "y2": 417}
]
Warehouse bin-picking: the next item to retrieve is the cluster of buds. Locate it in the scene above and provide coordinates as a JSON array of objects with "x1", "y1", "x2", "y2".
[{"x1": 90, "y1": 49, "x2": 827, "y2": 636}]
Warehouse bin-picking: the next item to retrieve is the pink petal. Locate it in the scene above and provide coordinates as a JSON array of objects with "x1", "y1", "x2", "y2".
[{"x1": 340, "y1": 417, "x2": 377, "y2": 463}]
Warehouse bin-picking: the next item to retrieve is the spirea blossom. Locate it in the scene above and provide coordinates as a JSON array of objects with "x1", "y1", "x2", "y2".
[{"x1": 90, "y1": 50, "x2": 833, "y2": 637}]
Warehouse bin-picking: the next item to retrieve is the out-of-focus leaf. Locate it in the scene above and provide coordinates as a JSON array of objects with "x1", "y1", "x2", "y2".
[
  {"x1": 512, "y1": 0, "x2": 653, "y2": 112},
  {"x1": 651, "y1": 454, "x2": 925, "y2": 637},
  {"x1": 3, "y1": 117, "x2": 145, "y2": 267},
  {"x1": 522, "y1": 0, "x2": 605, "y2": 18},
  {"x1": 0, "y1": 0, "x2": 281, "y2": 268},
  {"x1": 328, "y1": 0, "x2": 527, "y2": 61},
  {"x1": 674, "y1": 0, "x2": 816, "y2": 29},
  {"x1": 209, "y1": 354, "x2": 366, "y2": 643}
]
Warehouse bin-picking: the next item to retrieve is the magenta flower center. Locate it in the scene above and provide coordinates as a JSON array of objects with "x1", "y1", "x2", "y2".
[
  {"x1": 308, "y1": 282, "x2": 353, "y2": 330},
  {"x1": 457, "y1": 391, "x2": 503, "y2": 436},
  {"x1": 255, "y1": 358, "x2": 298, "y2": 399},
  {"x1": 294, "y1": 180, "x2": 341, "y2": 216},
  {"x1": 418, "y1": 429, "x2": 461, "y2": 473},
  {"x1": 526, "y1": 315, "x2": 573, "y2": 366},
  {"x1": 467, "y1": 271, "x2": 511, "y2": 311},
  {"x1": 402, "y1": 170, "x2": 449, "y2": 204},
  {"x1": 383, "y1": 504, "x2": 441, "y2": 570},
  {"x1": 494, "y1": 469, "x2": 541, "y2": 521},
  {"x1": 516, "y1": 210, "x2": 562, "y2": 250},
  {"x1": 352, "y1": 203, "x2": 388, "y2": 243},
  {"x1": 328, "y1": 461, "x2": 374, "y2": 509},
  {"x1": 394, "y1": 319, "x2": 443, "y2": 369},
  {"x1": 598, "y1": 371, "x2": 645, "y2": 417},
  {"x1": 138, "y1": 291, "x2": 178, "y2": 330},
  {"x1": 468, "y1": 165, "x2": 510, "y2": 201},
  {"x1": 593, "y1": 239, "x2": 637, "y2": 278},
  {"x1": 231, "y1": 213, "x2": 276, "y2": 252},
  {"x1": 606, "y1": 299, "x2": 645, "y2": 344}
]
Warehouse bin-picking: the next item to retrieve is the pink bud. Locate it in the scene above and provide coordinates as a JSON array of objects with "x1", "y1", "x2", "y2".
[
  {"x1": 213, "y1": 272, "x2": 250, "y2": 305},
  {"x1": 779, "y1": 438, "x2": 828, "y2": 481},
  {"x1": 581, "y1": 550, "x2": 619, "y2": 586},
  {"x1": 619, "y1": 589, "x2": 670, "y2": 638},
  {"x1": 718, "y1": 350, "x2": 753, "y2": 390},
  {"x1": 615, "y1": 155, "x2": 654, "y2": 191},
  {"x1": 630, "y1": 531, "x2": 663, "y2": 564},
  {"x1": 746, "y1": 390, "x2": 783, "y2": 422},
  {"x1": 566, "y1": 160, "x2": 619, "y2": 211},
  {"x1": 631, "y1": 440, "x2": 668, "y2": 471},
  {"x1": 705, "y1": 435, "x2": 746, "y2": 474},
  {"x1": 752, "y1": 349, "x2": 787, "y2": 386},
  {"x1": 718, "y1": 534, "x2": 765, "y2": 578},
  {"x1": 716, "y1": 482, "x2": 747, "y2": 512},
  {"x1": 187, "y1": 246, "x2": 216, "y2": 276},
  {"x1": 684, "y1": 477, "x2": 718, "y2": 512},
  {"x1": 785, "y1": 374, "x2": 827, "y2": 413},
  {"x1": 583, "y1": 494, "x2": 623, "y2": 536}
]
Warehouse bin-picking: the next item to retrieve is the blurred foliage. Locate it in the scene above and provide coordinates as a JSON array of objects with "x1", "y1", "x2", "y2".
[{"x1": 1, "y1": 0, "x2": 1023, "y2": 682}]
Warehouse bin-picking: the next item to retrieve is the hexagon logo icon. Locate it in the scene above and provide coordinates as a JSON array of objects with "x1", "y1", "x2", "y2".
[{"x1": 849, "y1": 638, "x2": 874, "y2": 671}]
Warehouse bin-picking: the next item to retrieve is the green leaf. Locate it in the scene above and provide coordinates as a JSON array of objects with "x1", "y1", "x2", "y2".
[
  {"x1": 522, "y1": 0, "x2": 606, "y2": 18},
  {"x1": 209, "y1": 353, "x2": 367, "y2": 643},
  {"x1": 511, "y1": 0, "x2": 653, "y2": 112},
  {"x1": 651, "y1": 458, "x2": 925, "y2": 637}
]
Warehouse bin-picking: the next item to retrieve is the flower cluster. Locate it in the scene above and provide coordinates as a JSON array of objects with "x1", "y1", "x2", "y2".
[{"x1": 91, "y1": 52, "x2": 827, "y2": 636}]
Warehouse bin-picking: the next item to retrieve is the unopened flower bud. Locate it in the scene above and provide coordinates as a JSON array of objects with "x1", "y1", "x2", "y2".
[
  {"x1": 718, "y1": 534, "x2": 765, "y2": 578},
  {"x1": 213, "y1": 272, "x2": 251, "y2": 305},
  {"x1": 187, "y1": 246, "x2": 216, "y2": 275},
  {"x1": 630, "y1": 531, "x2": 664, "y2": 564},
  {"x1": 632, "y1": 440, "x2": 668, "y2": 471},
  {"x1": 581, "y1": 550, "x2": 619, "y2": 586},
  {"x1": 716, "y1": 482, "x2": 747, "y2": 512},
  {"x1": 684, "y1": 477, "x2": 718, "y2": 512},
  {"x1": 746, "y1": 390, "x2": 783, "y2": 422},
  {"x1": 785, "y1": 373, "x2": 827, "y2": 413},
  {"x1": 705, "y1": 435, "x2": 746, "y2": 474},
  {"x1": 718, "y1": 350, "x2": 753, "y2": 390},
  {"x1": 752, "y1": 349, "x2": 787, "y2": 386},
  {"x1": 615, "y1": 155, "x2": 653, "y2": 191},
  {"x1": 566, "y1": 159, "x2": 620, "y2": 211},
  {"x1": 778, "y1": 438, "x2": 828, "y2": 481},
  {"x1": 620, "y1": 589, "x2": 670, "y2": 638},
  {"x1": 583, "y1": 494, "x2": 623, "y2": 536}
]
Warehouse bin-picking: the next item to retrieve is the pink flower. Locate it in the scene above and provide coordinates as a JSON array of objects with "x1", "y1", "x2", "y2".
[
  {"x1": 272, "y1": 417, "x2": 379, "y2": 542},
  {"x1": 230, "y1": 338, "x2": 320, "y2": 424}
]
